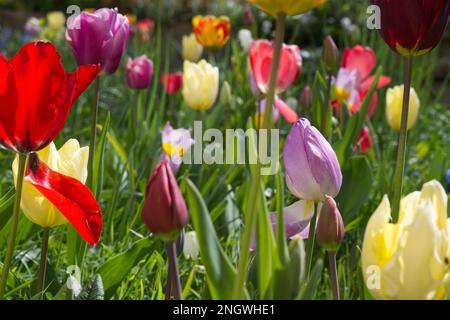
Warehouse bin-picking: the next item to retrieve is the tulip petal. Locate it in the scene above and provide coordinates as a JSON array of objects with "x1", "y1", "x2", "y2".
[
  {"x1": 25, "y1": 153, "x2": 102, "y2": 245},
  {"x1": 274, "y1": 99, "x2": 298, "y2": 123},
  {"x1": 342, "y1": 45, "x2": 376, "y2": 80},
  {"x1": 0, "y1": 54, "x2": 18, "y2": 150}
]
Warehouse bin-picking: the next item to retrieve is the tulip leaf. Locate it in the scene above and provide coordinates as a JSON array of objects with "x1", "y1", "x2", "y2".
[
  {"x1": 184, "y1": 178, "x2": 238, "y2": 300},
  {"x1": 0, "y1": 188, "x2": 15, "y2": 232},
  {"x1": 97, "y1": 237, "x2": 156, "y2": 299},
  {"x1": 76, "y1": 274, "x2": 104, "y2": 300},
  {"x1": 336, "y1": 156, "x2": 373, "y2": 222},
  {"x1": 334, "y1": 66, "x2": 382, "y2": 164},
  {"x1": 297, "y1": 258, "x2": 323, "y2": 300}
]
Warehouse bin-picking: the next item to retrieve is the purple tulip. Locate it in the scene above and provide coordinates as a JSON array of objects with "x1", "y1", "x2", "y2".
[
  {"x1": 283, "y1": 118, "x2": 342, "y2": 201},
  {"x1": 66, "y1": 8, "x2": 130, "y2": 75},
  {"x1": 126, "y1": 55, "x2": 153, "y2": 89}
]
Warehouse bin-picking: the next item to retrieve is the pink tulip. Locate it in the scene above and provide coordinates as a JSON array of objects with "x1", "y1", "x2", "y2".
[
  {"x1": 126, "y1": 55, "x2": 153, "y2": 89},
  {"x1": 249, "y1": 39, "x2": 302, "y2": 95}
]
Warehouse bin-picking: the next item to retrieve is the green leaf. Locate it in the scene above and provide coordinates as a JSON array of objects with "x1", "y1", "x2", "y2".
[
  {"x1": 297, "y1": 258, "x2": 324, "y2": 300},
  {"x1": 77, "y1": 274, "x2": 104, "y2": 300},
  {"x1": 184, "y1": 178, "x2": 237, "y2": 300},
  {"x1": 0, "y1": 188, "x2": 15, "y2": 232},
  {"x1": 98, "y1": 237, "x2": 156, "y2": 299},
  {"x1": 336, "y1": 156, "x2": 374, "y2": 222}
]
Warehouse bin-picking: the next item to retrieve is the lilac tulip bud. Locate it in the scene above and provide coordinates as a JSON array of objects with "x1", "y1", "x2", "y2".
[
  {"x1": 283, "y1": 118, "x2": 342, "y2": 201},
  {"x1": 142, "y1": 160, "x2": 188, "y2": 240},
  {"x1": 316, "y1": 196, "x2": 344, "y2": 251},
  {"x1": 126, "y1": 55, "x2": 153, "y2": 89},
  {"x1": 66, "y1": 8, "x2": 130, "y2": 75}
]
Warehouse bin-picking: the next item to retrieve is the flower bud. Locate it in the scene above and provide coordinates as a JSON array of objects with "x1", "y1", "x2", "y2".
[
  {"x1": 299, "y1": 85, "x2": 312, "y2": 108},
  {"x1": 126, "y1": 55, "x2": 153, "y2": 89},
  {"x1": 220, "y1": 81, "x2": 233, "y2": 107},
  {"x1": 243, "y1": 6, "x2": 254, "y2": 26},
  {"x1": 316, "y1": 196, "x2": 344, "y2": 252},
  {"x1": 386, "y1": 85, "x2": 420, "y2": 131},
  {"x1": 142, "y1": 160, "x2": 188, "y2": 240},
  {"x1": 182, "y1": 33, "x2": 203, "y2": 62},
  {"x1": 161, "y1": 72, "x2": 183, "y2": 95},
  {"x1": 322, "y1": 35, "x2": 339, "y2": 71}
]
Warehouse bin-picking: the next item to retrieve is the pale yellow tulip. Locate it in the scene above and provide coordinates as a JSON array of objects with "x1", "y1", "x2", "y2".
[
  {"x1": 46, "y1": 11, "x2": 66, "y2": 32},
  {"x1": 362, "y1": 180, "x2": 450, "y2": 300},
  {"x1": 182, "y1": 33, "x2": 203, "y2": 62},
  {"x1": 12, "y1": 139, "x2": 88, "y2": 228},
  {"x1": 386, "y1": 85, "x2": 420, "y2": 131},
  {"x1": 182, "y1": 60, "x2": 219, "y2": 111}
]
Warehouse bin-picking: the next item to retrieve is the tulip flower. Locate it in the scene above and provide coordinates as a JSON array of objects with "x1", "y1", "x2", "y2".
[
  {"x1": 299, "y1": 85, "x2": 312, "y2": 108},
  {"x1": 182, "y1": 60, "x2": 219, "y2": 111},
  {"x1": 386, "y1": 85, "x2": 420, "y2": 131},
  {"x1": 371, "y1": 0, "x2": 450, "y2": 56},
  {"x1": 250, "y1": 40, "x2": 302, "y2": 95},
  {"x1": 334, "y1": 45, "x2": 391, "y2": 116},
  {"x1": 160, "y1": 122, "x2": 195, "y2": 173},
  {"x1": 355, "y1": 126, "x2": 373, "y2": 153},
  {"x1": 137, "y1": 18, "x2": 154, "y2": 42},
  {"x1": 142, "y1": 160, "x2": 188, "y2": 238},
  {"x1": 238, "y1": 29, "x2": 254, "y2": 52},
  {"x1": 256, "y1": 97, "x2": 298, "y2": 128},
  {"x1": 192, "y1": 15, "x2": 231, "y2": 49},
  {"x1": 0, "y1": 41, "x2": 99, "y2": 154},
  {"x1": 126, "y1": 55, "x2": 153, "y2": 89},
  {"x1": 46, "y1": 11, "x2": 66, "y2": 32},
  {"x1": 182, "y1": 33, "x2": 203, "y2": 62},
  {"x1": 247, "y1": 0, "x2": 327, "y2": 17},
  {"x1": 161, "y1": 72, "x2": 183, "y2": 95},
  {"x1": 66, "y1": 8, "x2": 130, "y2": 75},
  {"x1": 244, "y1": 6, "x2": 254, "y2": 26},
  {"x1": 362, "y1": 180, "x2": 450, "y2": 300},
  {"x1": 283, "y1": 118, "x2": 342, "y2": 202},
  {"x1": 322, "y1": 35, "x2": 339, "y2": 72}
]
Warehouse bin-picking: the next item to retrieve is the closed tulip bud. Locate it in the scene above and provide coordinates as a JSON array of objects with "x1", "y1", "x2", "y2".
[
  {"x1": 244, "y1": 6, "x2": 254, "y2": 26},
  {"x1": 142, "y1": 160, "x2": 188, "y2": 240},
  {"x1": 12, "y1": 139, "x2": 89, "y2": 228},
  {"x1": 299, "y1": 85, "x2": 312, "y2": 108},
  {"x1": 182, "y1": 33, "x2": 203, "y2": 62},
  {"x1": 316, "y1": 196, "x2": 344, "y2": 252},
  {"x1": 182, "y1": 60, "x2": 219, "y2": 110},
  {"x1": 386, "y1": 85, "x2": 420, "y2": 131},
  {"x1": 238, "y1": 29, "x2": 253, "y2": 52},
  {"x1": 220, "y1": 81, "x2": 233, "y2": 106},
  {"x1": 362, "y1": 180, "x2": 450, "y2": 300},
  {"x1": 126, "y1": 55, "x2": 153, "y2": 89},
  {"x1": 161, "y1": 72, "x2": 183, "y2": 95},
  {"x1": 322, "y1": 35, "x2": 339, "y2": 71},
  {"x1": 283, "y1": 118, "x2": 342, "y2": 201},
  {"x1": 66, "y1": 8, "x2": 130, "y2": 75}
]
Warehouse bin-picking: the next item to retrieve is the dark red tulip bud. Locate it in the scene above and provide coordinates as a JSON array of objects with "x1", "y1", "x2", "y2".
[
  {"x1": 322, "y1": 35, "x2": 339, "y2": 71},
  {"x1": 244, "y1": 6, "x2": 254, "y2": 26},
  {"x1": 299, "y1": 85, "x2": 312, "y2": 108},
  {"x1": 142, "y1": 160, "x2": 188, "y2": 240},
  {"x1": 316, "y1": 196, "x2": 344, "y2": 252}
]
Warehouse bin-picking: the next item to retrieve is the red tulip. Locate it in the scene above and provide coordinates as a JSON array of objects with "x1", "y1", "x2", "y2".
[
  {"x1": 249, "y1": 39, "x2": 302, "y2": 95},
  {"x1": 161, "y1": 72, "x2": 183, "y2": 95},
  {"x1": 372, "y1": 0, "x2": 450, "y2": 56},
  {"x1": 340, "y1": 45, "x2": 391, "y2": 116},
  {"x1": 355, "y1": 126, "x2": 373, "y2": 154},
  {"x1": 0, "y1": 41, "x2": 100, "y2": 153},
  {"x1": 25, "y1": 153, "x2": 102, "y2": 245},
  {"x1": 142, "y1": 160, "x2": 188, "y2": 238}
]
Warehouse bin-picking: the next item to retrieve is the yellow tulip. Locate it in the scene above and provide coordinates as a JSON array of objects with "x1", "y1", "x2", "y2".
[
  {"x1": 362, "y1": 180, "x2": 450, "y2": 300},
  {"x1": 247, "y1": 0, "x2": 327, "y2": 17},
  {"x1": 46, "y1": 11, "x2": 66, "y2": 32},
  {"x1": 12, "y1": 139, "x2": 89, "y2": 228},
  {"x1": 182, "y1": 33, "x2": 204, "y2": 62},
  {"x1": 386, "y1": 85, "x2": 420, "y2": 131},
  {"x1": 182, "y1": 60, "x2": 219, "y2": 110},
  {"x1": 192, "y1": 15, "x2": 231, "y2": 49}
]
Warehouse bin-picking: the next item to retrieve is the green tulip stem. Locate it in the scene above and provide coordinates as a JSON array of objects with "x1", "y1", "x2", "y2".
[
  {"x1": 165, "y1": 248, "x2": 173, "y2": 300},
  {"x1": 165, "y1": 241, "x2": 182, "y2": 300},
  {"x1": 0, "y1": 153, "x2": 27, "y2": 299},
  {"x1": 322, "y1": 72, "x2": 332, "y2": 140},
  {"x1": 233, "y1": 12, "x2": 286, "y2": 299},
  {"x1": 391, "y1": 56, "x2": 413, "y2": 222},
  {"x1": 37, "y1": 227, "x2": 50, "y2": 299},
  {"x1": 306, "y1": 202, "x2": 317, "y2": 279},
  {"x1": 87, "y1": 76, "x2": 100, "y2": 190},
  {"x1": 328, "y1": 251, "x2": 340, "y2": 300}
]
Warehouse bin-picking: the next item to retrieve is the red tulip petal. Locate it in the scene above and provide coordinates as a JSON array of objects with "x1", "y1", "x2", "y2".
[
  {"x1": 0, "y1": 54, "x2": 18, "y2": 150},
  {"x1": 25, "y1": 153, "x2": 102, "y2": 245},
  {"x1": 360, "y1": 75, "x2": 391, "y2": 92},
  {"x1": 342, "y1": 45, "x2": 376, "y2": 80},
  {"x1": 275, "y1": 99, "x2": 298, "y2": 123}
]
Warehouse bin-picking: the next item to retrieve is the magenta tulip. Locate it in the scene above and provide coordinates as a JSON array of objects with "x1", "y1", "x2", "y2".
[
  {"x1": 66, "y1": 8, "x2": 130, "y2": 75},
  {"x1": 283, "y1": 118, "x2": 342, "y2": 201},
  {"x1": 126, "y1": 55, "x2": 153, "y2": 89}
]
